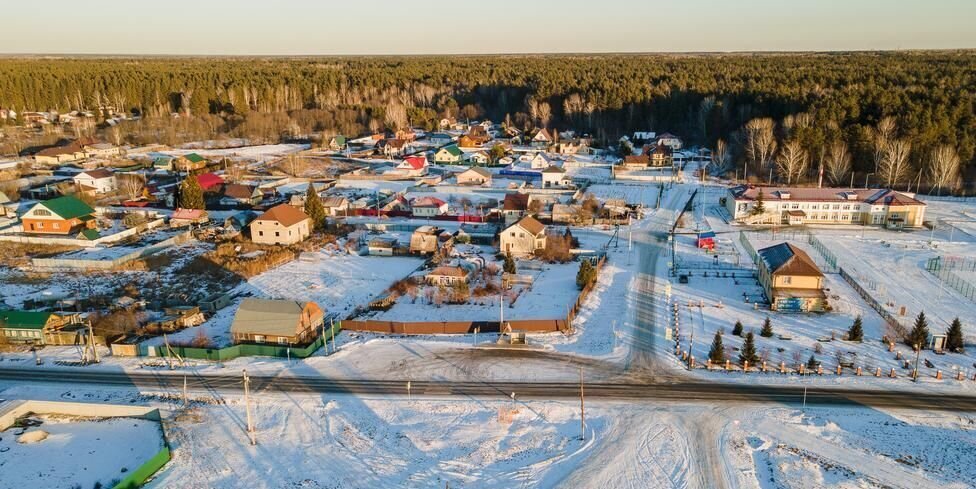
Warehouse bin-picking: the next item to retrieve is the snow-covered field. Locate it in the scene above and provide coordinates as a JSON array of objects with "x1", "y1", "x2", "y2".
[
  {"x1": 2, "y1": 381, "x2": 974, "y2": 489},
  {"x1": 0, "y1": 413, "x2": 164, "y2": 489}
]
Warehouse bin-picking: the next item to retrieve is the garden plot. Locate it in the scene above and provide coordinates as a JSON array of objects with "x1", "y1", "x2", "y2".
[
  {"x1": 586, "y1": 182, "x2": 660, "y2": 207},
  {"x1": 0, "y1": 414, "x2": 165, "y2": 489},
  {"x1": 365, "y1": 258, "x2": 581, "y2": 322},
  {"x1": 247, "y1": 249, "x2": 424, "y2": 317}
]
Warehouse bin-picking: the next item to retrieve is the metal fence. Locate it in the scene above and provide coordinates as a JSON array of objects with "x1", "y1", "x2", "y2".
[
  {"x1": 806, "y1": 234, "x2": 839, "y2": 272},
  {"x1": 925, "y1": 256, "x2": 976, "y2": 302}
]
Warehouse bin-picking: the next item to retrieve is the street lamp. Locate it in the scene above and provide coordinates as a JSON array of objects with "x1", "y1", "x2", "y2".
[{"x1": 864, "y1": 173, "x2": 875, "y2": 189}]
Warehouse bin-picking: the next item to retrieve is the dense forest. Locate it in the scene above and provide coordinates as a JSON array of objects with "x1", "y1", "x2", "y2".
[{"x1": 0, "y1": 52, "x2": 974, "y2": 191}]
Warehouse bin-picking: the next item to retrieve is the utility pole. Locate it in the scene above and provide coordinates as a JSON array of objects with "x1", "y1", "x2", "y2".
[
  {"x1": 802, "y1": 386, "x2": 807, "y2": 410},
  {"x1": 322, "y1": 321, "x2": 329, "y2": 356},
  {"x1": 163, "y1": 333, "x2": 174, "y2": 370},
  {"x1": 243, "y1": 369, "x2": 256, "y2": 445},
  {"x1": 913, "y1": 343, "x2": 922, "y2": 382},
  {"x1": 407, "y1": 380, "x2": 412, "y2": 401},
  {"x1": 182, "y1": 372, "x2": 189, "y2": 407},
  {"x1": 87, "y1": 319, "x2": 99, "y2": 363},
  {"x1": 330, "y1": 318, "x2": 337, "y2": 353},
  {"x1": 579, "y1": 367, "x2": 586, "y2": 441}
]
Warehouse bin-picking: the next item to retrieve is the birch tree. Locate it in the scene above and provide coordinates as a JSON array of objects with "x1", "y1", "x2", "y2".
[
  {"x1": 879, "y1": 139, "x2": 911, "y2": 188},
  {"x1": 711, "y1": 139, "x2": 730, "y2": 172},
  {"x1": 927, "y1": 144, "x2": 960, "y2": 195},
  {"x1": 871, "y1": 116, "x2": 897, "y2": 173},
  {"x1": 775, "y1": 139, "x2": 808, "y2": 185},
  {"x1": 824, "y1": 140, "x2": 852, "y2": 185},
  {"x1": 744, "y1": 118, "x2": 777, "y2": 181}
]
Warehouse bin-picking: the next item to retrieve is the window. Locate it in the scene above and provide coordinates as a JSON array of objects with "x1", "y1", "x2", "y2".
[
  {"x1": 791, "y1": 204, "x2": 799, "y2": 209},
  {"x1": 277, "y1": 337, "x2": 289, "y2": 345},
  {"x1": 259, "y1": 231, "x2": 264, "y2": 236},
  {"x1": 36, "y1": 222, "x2": 43, "y2": 228},
  {"x1": 34, "y1": 209, "x2": 51, "y2": 216},
  {"x1": 53, "y1": 222, "x2": 60, "y2": 229},
  {"x1": 275, "y1": 232, "x2": 280, "y2": 237},
  {"x1": 253, "y1": 335, "x2": 265, "y2": 343},
  {"x1": 782, "y1": 276, "x2": 792, "y2": 285},
  {"x1": 520, "y1": 233, "x2": 525, "y2": 238}
]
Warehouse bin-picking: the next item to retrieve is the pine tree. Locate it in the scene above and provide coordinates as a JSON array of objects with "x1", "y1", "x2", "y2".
[
  {"x1": 906, "y1": 311, "x2": 930, "y2": 349},
  {"x1": 732, "y1": 320, "x2": 743, "y2": 336},
  {"x1": 178, "y1": 175, "x2": 204, "y2": 210},
  {"x1": 708, "y1": 330, "x2": 725, "y2": 363},
  {"x1": 576, "y1": 259, "x2": 596, "y2": 290},
  {"x1": 503, "y1": 252, "x2": 516, "y2": 274},
  {"x1": 739, "y1": 331, "x2": 759, "y2": 366},
  {"x1": 751, "y1": 189, "x2": 766, "y2": 215},
  {"x1": 946, "y1": 317, "x2": 964, "y2": 353},
  {"x1": 807, "y1": 354, "x2": 818, "y2": 370},
  {"x1": 303, "y1": 183, "x2": 326, "y2": 231},
  {"x1": 760, "y1": 317, "x2": 774, "y2": 338},
  {"x1": 848, "y1": 315, "x2": 864, "y2": 342}
]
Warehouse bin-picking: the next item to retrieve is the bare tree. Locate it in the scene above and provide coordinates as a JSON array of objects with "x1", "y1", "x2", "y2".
[
  {"x1": 824, "y1": 140, "x2": 852, "y2": 186},
  {"x1": 118, "y1": 174, "x2": 146, "y2": 200},
  {"x1": 744, "y1": 118, "x2": 777, "y2": 181},
  {"x1": 775, "y1": 140, "x2": 808, "y2": 185},
  {"x1": 871, "y1": 117, "x2": 897, "y2": 173},
  {"x1": 384, "y1": 101, "x2": 408, "y2": 131},
  {"x1": 927, "y1": 144, "x2": 961, "y2": 195},
  {"x1": 280, "y1": 153, "x2": 307, "y2": 177},
  {"x1": 879, "y1": 139, "x2": 911, "y2": 188},
  {"x1": 711, "y1": 139, "x2": 730, "y2": 173}
]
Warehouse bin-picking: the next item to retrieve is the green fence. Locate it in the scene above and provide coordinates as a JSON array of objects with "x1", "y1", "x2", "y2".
[
  {"x1": 113, "y1": 445, "x2": 172, "y2": 489},
  {"x1": 140, "y1": 324, "x2": 341, "y2": 361},
  {"x1": 806, "y1": 234, "x2": 839, "y2": 272}
]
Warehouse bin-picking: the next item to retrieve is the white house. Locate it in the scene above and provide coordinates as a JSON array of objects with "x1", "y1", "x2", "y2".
[
  {"x1": 464, "y1": 151, "x2": 490, "y2": 166},
  {"x1": 530, "y1": 128, "x2": 553, "y2": 147},
  {"x1": 411, "y1": 196, "x2": 449, "y2": 217},
  {"x1": 499, "y1": 216, "x2": 547, "y2": 257},
  {"x1": 434, "y1": 145, "x2": 463, "y2": 164},
  {"x1": 541, "y1": 165, "x2": 570, "y2": 188},
  {"x1": 456, "y1": 167, "x2": 492, "y2": 186},
  {"x1": 73, "y1": 168, "x2": 117, "y2": 194},
  {"x1": 395, "y1": 155, "x2": 429, "y2": 176},
  {"x1": 529, "y1": 152, "x2": 553, "y2": 170},
  {"x1": 655, "y1": 133, "x2": 683, "y2": 150}
]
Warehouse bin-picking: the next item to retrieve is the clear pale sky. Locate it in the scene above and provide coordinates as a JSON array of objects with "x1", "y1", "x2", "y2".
[{"x1": 2, "y1": 0, "x2": 973, "y2": 55}]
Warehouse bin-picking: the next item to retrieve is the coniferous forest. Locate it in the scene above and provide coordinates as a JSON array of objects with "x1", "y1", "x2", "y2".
[{"x1": 1, "y1": 52, "x2": 973, "y2": 190}]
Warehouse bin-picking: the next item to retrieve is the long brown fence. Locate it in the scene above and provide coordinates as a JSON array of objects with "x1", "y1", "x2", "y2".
[{"x1": 342, "y1": 255, "x2": 607, "y2": 335}]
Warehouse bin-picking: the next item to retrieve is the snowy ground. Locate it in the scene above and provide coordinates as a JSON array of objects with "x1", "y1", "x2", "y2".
[
  {"x1": 2, "y1": 381, "x2": 974, "y2": 489},
  {"x1": 0, "y1": 412, "x2": 164, "y2": 489}
]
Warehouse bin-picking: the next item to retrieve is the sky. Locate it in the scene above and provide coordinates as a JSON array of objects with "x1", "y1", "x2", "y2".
[{"x1": 1, "y1": 0, "x2": 974, "y2": 55}]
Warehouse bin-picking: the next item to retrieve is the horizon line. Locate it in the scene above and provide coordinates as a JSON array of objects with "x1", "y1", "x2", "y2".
[{"x1": 0, "y1": 48, "x2": 974, "y2": 59}]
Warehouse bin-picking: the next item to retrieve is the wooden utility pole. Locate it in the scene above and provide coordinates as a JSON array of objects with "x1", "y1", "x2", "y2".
[
  {"x1": 330, "y1": 318, "x2": 337, "y2": 353},
  {"x1": 163, "y1": 333, "x2": 174, "y2": 370},
  {"x1": 87, "y1": 320, "x2": 99, "y2": 363},
  {"x1": 243, "y1": 369, "x2": 256, "y2": 445},
  {"x1": 579, "y1": 366, "x2": 586, "y2": 441},
  {"x1": 322, "y1": 321, "x2": 329, "y2": 356}
]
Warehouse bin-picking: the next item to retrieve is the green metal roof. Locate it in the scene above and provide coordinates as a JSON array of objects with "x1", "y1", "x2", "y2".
[
  {"x1": 39, "y1": 195, "x2": 95, "y2": 220},
  {"x1": 0, "y1": 310, "x2": 53, "y2": 330},
  {"x1": 183, "y1": 153, "x2": 205, "y2": 163},
  {"x1": 333, "y1": 136, "x2": 346, "y2": 145},
  {"x1": 79, "y1": 228, "x2": 101, "y2": 240},
  {"x1": 441, "y1": 145, "x2": 462, "y2": 157}
]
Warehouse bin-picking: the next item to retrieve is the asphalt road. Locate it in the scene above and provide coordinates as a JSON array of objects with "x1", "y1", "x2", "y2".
[{"x1": 1, "y1": 366, "x2": 974, "y2": 412}]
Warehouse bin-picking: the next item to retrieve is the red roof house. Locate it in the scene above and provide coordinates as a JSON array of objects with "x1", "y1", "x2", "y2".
[{"x1": 196, "y1": 172, "x2": 224, "y2": 191}]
